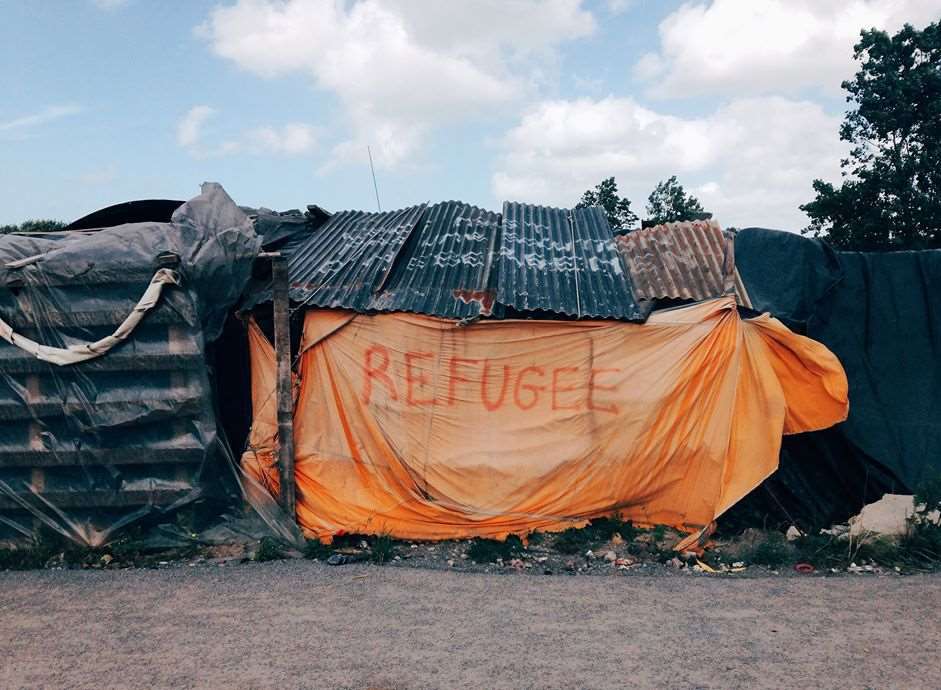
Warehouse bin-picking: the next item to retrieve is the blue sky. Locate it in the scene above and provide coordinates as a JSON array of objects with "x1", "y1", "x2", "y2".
[{"x1": 1, "y1": 0, "x2": 938, "y2": 228}]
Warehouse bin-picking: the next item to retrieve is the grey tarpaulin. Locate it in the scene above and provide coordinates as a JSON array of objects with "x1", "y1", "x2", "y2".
[
  {"x1": 0, "y1": 183, "x2": 300, "y2": 547},
  {"x1": 732, "y1": 228, "x2": 940, "y2": 526}
]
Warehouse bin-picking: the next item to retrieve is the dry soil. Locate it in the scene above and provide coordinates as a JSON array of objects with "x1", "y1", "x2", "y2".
[{"x1": 1, "y1": 561, "x2": 939, "y2": 689}]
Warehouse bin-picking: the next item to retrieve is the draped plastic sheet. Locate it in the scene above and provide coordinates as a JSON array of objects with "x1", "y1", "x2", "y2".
[
  {"x1": 243, "y1": 298, "x2": 848, "y2": 541},
  {"x1": 0, "y1": 184, "x2": 300, "y2": 547}
]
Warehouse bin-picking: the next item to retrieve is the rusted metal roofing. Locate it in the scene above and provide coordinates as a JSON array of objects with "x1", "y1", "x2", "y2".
[
  {"x1": 277, "y1": 199, "x2": 648, "y2": 321},
  {"x1": 497, "y1": 203, "x2": 646, "y2": 320},
  {"x1": 286, "y1": 204, "x2": 426, "y2": 310},
  {"x1": 368, "y1": 201, "x2": 502, "y2": 318},
  {"x1": 616, "y1": 220, "x2": 738, "y2": 302}
]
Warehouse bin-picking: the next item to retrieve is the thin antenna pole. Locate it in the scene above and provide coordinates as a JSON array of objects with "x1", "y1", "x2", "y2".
[{"x1": 367, "y1": 145, "x2": 382, "y2": 212}]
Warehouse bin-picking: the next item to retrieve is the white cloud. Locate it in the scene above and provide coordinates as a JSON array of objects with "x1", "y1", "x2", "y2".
[
  {"x1": 0, "y1": 104, "x2": 83, "y2": 133},
  {"x1": 176, "y1": 105, "x2": 216, "y2": 151},
  {"x1": 635, "y1": 0, "x2": 940, "y2": 97},
  {"x1": 235, "y1": 123, "x2": 319, "y2": 155},
  {"x1": 199, "y1": 0, "x2": 595, "y2": 167},
  {"x1": 491, "y1": 95, "x2": 848, "y2": 229},
  {"x1": 176, "y1": 105, "x2": 318, "y2": 157}
]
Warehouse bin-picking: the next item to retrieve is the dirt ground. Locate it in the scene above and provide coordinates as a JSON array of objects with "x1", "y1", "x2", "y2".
[{"x1": 1, "y1": 562, "x2": 939, "y2": 689}]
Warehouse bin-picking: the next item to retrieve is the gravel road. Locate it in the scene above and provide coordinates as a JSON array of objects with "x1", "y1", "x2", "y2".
[{"x1": 1, "y1": 561, "x2": 939, "y2": 689}]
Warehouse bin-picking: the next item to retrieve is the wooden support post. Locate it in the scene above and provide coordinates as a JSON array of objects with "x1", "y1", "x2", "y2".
[{"x1": 271, "y1": 256, "x2": 297, "y2": 519}]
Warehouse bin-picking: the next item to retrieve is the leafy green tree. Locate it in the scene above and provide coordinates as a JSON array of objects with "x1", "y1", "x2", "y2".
[
  {"x1": 0, "y1": 219, "x2": 66, "y2": 234},
  {"x1": 576, "y1": 177, "x2": 638, "y2": 230},
  {"x1": 801, "y1": 22, "x2": 941, "y2": 250},
  {"x1": 644, "y1": 176, "x2": 712, "y2": 227}
]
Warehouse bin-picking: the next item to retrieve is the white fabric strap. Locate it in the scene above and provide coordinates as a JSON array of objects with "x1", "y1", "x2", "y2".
[{"x1": 0, "y1": 268, "x2": 181, "y2": 366}]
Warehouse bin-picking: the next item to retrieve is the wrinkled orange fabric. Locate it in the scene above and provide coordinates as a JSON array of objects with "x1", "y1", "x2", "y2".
[{"x1": 244, "y1": 298, "x2": 848, "y2": 541}]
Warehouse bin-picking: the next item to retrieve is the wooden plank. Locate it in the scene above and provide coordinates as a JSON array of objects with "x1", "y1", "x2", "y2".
[
  {"x1": 0, "y1": 352, "x2": 205, "y2": 374},
  {"x1": 271, "y1": 256, "x2": 297, "y2": 518},
  {"x1": 0, "y1": 447, "x2": 206, "y2": 468},
  {"x1": 0, "y1": 488, "x2": 197, "y2": 510}
]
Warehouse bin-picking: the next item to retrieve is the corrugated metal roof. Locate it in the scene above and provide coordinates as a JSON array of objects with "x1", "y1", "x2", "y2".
[
  {"x1": 616, "y1": 220, "x2": 737, "y2": 302},
  {"x1": 368, "y1": 201, "x2": 502, "y2": 318},
  {"x1": 286, "y1": 204, "x2": 427, "y2": 310},
  {"x1": 497, "y1": 203, "x2": 645, "y2": 320}
]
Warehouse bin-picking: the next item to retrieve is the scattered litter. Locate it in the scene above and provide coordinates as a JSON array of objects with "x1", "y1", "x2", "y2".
[
  {"x1": 695, "y1": 559, "x2": 716, "y2": 573},
  {"x1": 849, "y1": 494, "x2": 921, "y2": 537},
  {"x1": 786, "y1": 526, "x2": 802, "y2": 542},
  {"x1": 794, "y1": 562, "x2": 815, "y2": 574}
]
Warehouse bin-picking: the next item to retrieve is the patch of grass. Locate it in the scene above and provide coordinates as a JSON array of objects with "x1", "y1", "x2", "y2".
[
  {"x1": 303, "y1": 539, "x2": 334, "y2": 560},
  {"x1": 588, "y1": 513, "x2": 638, "y2": 542},
  {"x1": 370, "y1": 534, "x2": 396, "y2": 565},
  {"x1": 899, "y1": 521, "x2": 941, "y2": 568},
  {"x1": 467, "y1": 535, "x2": 523, "y2": 563},
  {"x1": 650, "y1": 524, "x2": 667, "y2": 542},
  {"x1": 254, "y1": 537, "x2": 286, "y2": 562},
  {"x1": 551, "y1": 513, "x2": 638, "y2": 555},
  {"x1": 744, "y1": 531, "x2": 790, "y2": 568},
  {"x1": 552, "y1": 527, "x2": 592, "y2": 555}
]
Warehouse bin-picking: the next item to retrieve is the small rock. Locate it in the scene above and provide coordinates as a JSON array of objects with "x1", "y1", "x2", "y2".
[
  {"x1": 564, "y1": 560, "x2": 577, "y2": 572},
  {"x1": 446, "y1": 559, "x2": 455, "y2": 567},
  {"x1": 585, "y1": 550, "x2": 594, "y2": 559},
  {"x1": 410, "y1": 544, "x2": 418, "y2": 549},
  {"x1": 509, "y1": 558, "x2": 524, "y2": 570},
  {"x1": 393, "y1": 555, "x2": 401, "y2": 561},
  {"x1": 668, "y1": 557, "x2": 684, "y2": 569},
  {"x1": 100, "y1": 554, "x2": 113, "y2": 565},
  {"x1": 536, "y1": 556, "x2": 548, "y2": 563},
  {"x1": 544, "y1": 568, "x2": 553, "y2": 575},
  {"x1": 786, "y1": 525, "x2": 802, "y2": 541},
  {"x1": 603, "y1": 550, "x2": 617, "y2": 562},
  {"x1": 732, "y1": 561, "x2": 745, "y2": 568},
  {"x1": 358, "y1": 540, "x2": 369, "y2": 550}
]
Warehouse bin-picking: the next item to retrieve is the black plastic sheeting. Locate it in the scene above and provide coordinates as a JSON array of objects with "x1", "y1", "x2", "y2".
[
  {"x1": 730, "y1": 228, "x2": 940, "y2": 527},
  {"x1": 66, "y1": 199, "x2": 185, "y2": 231},
  {"x1": 0, "y1": 183, "x2": 297, "y2": 547}
]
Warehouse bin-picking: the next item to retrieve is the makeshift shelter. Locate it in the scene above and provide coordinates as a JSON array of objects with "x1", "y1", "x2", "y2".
[
  {"x1": 0, "y1": 184, "x2": 274, "y2": 546},
  {"x1": 243, "y1": 203, "x2": 848, "y2": 543}
]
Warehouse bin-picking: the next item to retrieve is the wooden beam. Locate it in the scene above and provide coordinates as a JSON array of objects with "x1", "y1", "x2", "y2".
[{"x1": 271, "y1": 256, "x2": 297, "y2": 519}]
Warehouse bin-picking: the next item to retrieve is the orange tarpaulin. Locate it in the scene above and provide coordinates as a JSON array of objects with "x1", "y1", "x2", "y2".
[{"x1": 242, "y1": 297, "x2": 848, "y2": 541}]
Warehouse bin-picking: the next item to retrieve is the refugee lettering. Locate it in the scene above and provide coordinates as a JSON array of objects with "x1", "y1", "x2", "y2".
[{"x1": 361, "y1": 344, "x2": 619, "y2": 413}]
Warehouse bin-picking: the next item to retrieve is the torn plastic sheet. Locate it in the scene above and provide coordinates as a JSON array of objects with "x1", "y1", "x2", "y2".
[{"x1": 0, "y1": 183, "x2": 302, "y2": 548}]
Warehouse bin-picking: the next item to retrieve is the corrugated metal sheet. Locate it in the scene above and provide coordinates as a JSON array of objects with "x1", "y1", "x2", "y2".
[
  {"x1": 368, "y1": 201, "x2": 502, "y2": 318},
  {"x1": 616, "y1": 220, "x2": 737, "y2": 302},
  {"x1": 286, "y1": 204, "x2": 427, "y2": 310},
  {"x1": 497, "y1": 203, "x2": 645, "y2": 320}
]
